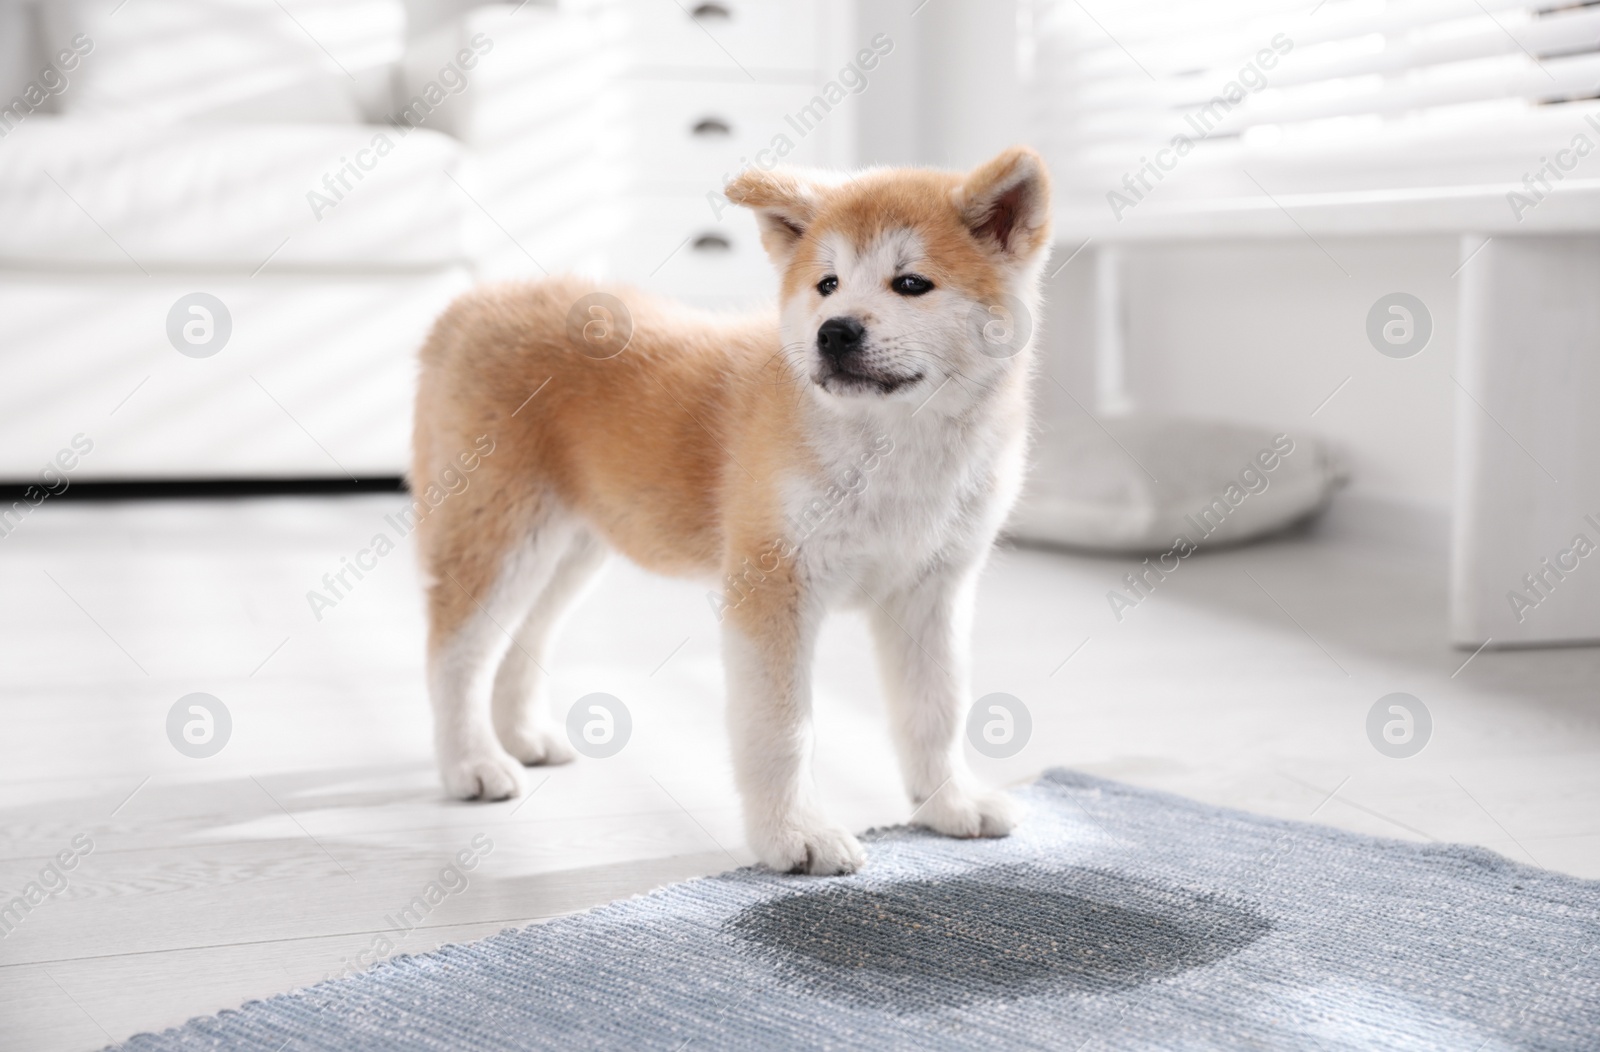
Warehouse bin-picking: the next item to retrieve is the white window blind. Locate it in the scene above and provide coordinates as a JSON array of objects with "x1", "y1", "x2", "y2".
[{"x1": 1028, "y1": 0, "x2": 1600, "y2": 222}]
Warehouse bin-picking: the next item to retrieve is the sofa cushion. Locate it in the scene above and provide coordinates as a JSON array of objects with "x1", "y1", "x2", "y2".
[
  {"x1": 38, "y1": 0, "x2": 405, "y2": 124},
  {"x1": 0, "y1": 117, "x2": 472, "y2": 267},
  {"x1": 1008, "y1": 416, "x2": 1347, "y2": 553}
]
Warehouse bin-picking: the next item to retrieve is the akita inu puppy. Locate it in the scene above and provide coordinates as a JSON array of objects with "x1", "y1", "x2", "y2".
[{"x1": 412, "y1": 147, "x2": 1051, "y2": 874}]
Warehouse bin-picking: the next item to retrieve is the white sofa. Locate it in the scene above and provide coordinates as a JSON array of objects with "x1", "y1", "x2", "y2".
[
  {"x1": 0, "y1": 0, "x2": 612, "y2": 480},
  {"x1": 0, "y1": 0, "x2": 861, "y2": 482}
]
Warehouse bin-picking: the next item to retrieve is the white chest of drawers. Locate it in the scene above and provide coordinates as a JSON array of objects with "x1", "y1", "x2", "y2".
[{"x1": 589, "y1": 0, "x2": 863, "y2": 308}]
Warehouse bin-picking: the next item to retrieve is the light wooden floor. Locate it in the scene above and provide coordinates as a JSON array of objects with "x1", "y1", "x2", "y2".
[{"x1": 1, "y1": 494, "x2": 1596, "y2": 1050}]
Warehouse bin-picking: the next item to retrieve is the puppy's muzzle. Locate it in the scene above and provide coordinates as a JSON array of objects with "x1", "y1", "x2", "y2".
[{"x1": 814, "y1": 315, "x2": 922, "y2": 395}]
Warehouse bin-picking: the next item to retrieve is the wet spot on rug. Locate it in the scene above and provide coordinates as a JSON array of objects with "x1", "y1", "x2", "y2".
[{"x1": 727, "y1": 865, "x2": 1271, "y2": 1009}]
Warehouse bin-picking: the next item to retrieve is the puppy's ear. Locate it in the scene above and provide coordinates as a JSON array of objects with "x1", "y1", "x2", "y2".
[
  {"x1": 956, "y1": 146, "x2": 1052, "y2": 262},
  {"x1": 724, "y1": 168, "x2": 824, "y2": 265}
]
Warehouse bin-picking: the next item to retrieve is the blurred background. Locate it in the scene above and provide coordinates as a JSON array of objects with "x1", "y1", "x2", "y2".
[
  {"x1": 3, "y1": 0, "x2": 1598, "y2": 640},
  {"x1": 1, "y1": 1, "x2": 1598, "y2": 1047}
]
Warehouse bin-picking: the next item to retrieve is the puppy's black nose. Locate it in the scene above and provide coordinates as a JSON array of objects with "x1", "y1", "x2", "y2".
[{"x1": 816, "y1": 316, "x2": 866, "y2": 360}]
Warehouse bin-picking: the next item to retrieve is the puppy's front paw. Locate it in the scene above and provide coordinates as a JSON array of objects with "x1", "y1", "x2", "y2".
[
  {"x1": 914, "y1": 784, "x2": 1019, "y2": 839},
  {"x1": 753, "y1": 818, "x2": 867, "y2": 876},
  {"x1": 498, "y1": 723, "x2": 576, "y2": 767},
  {"x1": 440, "y1": 745, "x2": 526, "y2": 801}
]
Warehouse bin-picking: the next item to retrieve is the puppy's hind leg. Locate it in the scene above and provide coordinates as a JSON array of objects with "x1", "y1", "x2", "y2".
[
  {"x1": 491, "y1": 528, "x2": 608, "y2": 765},
  {"x1": 425, "y1": 505, "x2": 581, "y2": 801}
]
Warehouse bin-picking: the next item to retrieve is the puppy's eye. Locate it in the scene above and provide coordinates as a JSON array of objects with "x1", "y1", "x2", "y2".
[
  {"x1": 817, "y1": 275, "x2": 838, "y2": 297},
  {"x1": 891, "y1": 274, "x2": 934, "y2": 296}
]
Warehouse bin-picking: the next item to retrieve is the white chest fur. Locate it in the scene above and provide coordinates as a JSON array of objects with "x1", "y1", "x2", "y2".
[{"x1": 783, "y1": 382, "x2": 1031, "y2": 607}]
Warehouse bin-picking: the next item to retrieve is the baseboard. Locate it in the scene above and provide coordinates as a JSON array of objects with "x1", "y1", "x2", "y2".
[
  {"x1": 0, "y1": 477, "x2": 406, "y2": 502},
  {"x1": 1306, "y1": 490, "x2": 1451, "y2": 553}
]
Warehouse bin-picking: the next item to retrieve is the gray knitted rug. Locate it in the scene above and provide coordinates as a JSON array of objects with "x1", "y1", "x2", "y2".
[{"x1": 118, "y1": 770, "x2": 1600, "y2": 1051}]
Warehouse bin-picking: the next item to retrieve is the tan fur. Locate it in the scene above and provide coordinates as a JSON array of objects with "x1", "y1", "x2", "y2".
[
  {"x1": 414, "y1": 147, "x2": 1052, "y2": 874},
  {"x1": 414, "y1": 281, "x2": 811, "y2": 634}
]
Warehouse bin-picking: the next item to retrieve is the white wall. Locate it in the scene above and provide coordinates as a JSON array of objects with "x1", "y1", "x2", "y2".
[
  {"x1": 1115, "y1": 237, "x2": 1459, "y2": 512},
  {"x1": 854, "y1": 0, "x2": 1022, "y2": 169}
]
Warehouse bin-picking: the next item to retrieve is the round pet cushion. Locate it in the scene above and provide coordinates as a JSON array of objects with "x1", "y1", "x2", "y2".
[{"x1": 1008, "y1": 415, "x2": 1347, "y2": 553}]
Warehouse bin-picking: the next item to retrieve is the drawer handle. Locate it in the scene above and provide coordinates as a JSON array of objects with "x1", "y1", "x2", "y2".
[
  {"x1": 690, "y1": 2, "x2": 732, "y2": 21},
  {"x1": 692, "y1": 233, "x2": 733, "y2": 252},
  {"x1": 691, "y1": 116, "x2": 733, "y2": 136}
]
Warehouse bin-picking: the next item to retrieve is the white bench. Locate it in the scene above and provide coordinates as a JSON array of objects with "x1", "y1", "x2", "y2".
[{"x1": 1053, "y1": 181, "x2": 1600, "y2": 648}]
